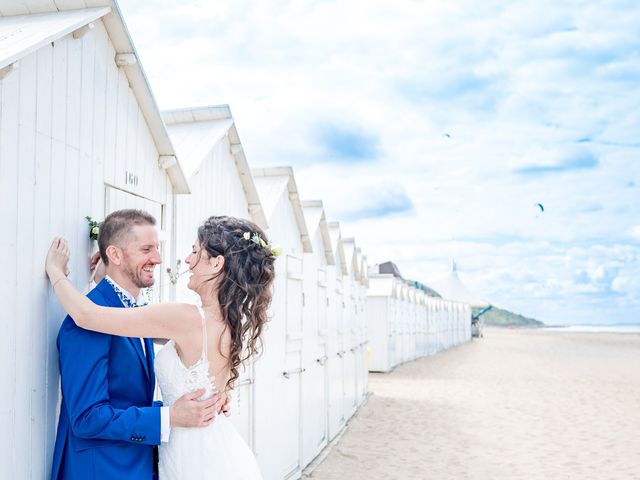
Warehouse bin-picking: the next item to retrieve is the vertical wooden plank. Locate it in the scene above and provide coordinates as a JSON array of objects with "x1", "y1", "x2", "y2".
[
  {"x1": 75, "y1": 26, "x2": 96, "y2": 291},
  {"x1": 102, "y1": 24, "x2": 117, "y2": 186},
  {"x1": 47, "y1": 36, "x2": 69, "y2": 474},
  {"x1": 91, "y1": 21, "x2": 108, "y2": 219},
  {"x1": 64, "y1": 31, "x2": 82, "y2": 288},
  {"x1": 65, "y1": 33, "x2": 81, "y2": 152},
  {"x1": 136, "y1": 109, "x2": 150, "y2": 200},
  {"x1": 50, "y1": 38, "x2": 67, "y2": 144},
  {"x1": 14, "y1": 51, "x2": 38, "y2": 479},
  {"x1": 0, "y1": 55, "x2": 19, "y2": 480},
  {"x1": 78, "y1": 23, "x2": 95, "y2": 205},
  {"x1": 114, "y1": 69, "x2": 128, "y2": 190},
  {"x1": 32, "y1": 43, "x2": 54, "y2": 477}
]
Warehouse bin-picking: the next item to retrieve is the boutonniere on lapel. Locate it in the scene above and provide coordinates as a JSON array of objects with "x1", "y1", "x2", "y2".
[{"x1": 85, "y1": 216, "x2": 101, "y2": 241}]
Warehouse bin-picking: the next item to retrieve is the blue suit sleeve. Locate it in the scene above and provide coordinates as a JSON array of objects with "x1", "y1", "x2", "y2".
[{"x1": 58, "y1": 316, "x2": 162, "y2": 446}]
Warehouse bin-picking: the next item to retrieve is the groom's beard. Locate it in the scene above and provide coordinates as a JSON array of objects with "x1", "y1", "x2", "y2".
[{"x1": 122, "y1": 261, "x2": 156, "y2": 289}]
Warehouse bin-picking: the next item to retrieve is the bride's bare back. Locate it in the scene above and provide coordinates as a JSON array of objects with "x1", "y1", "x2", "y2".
[{"x1": 172, "y1": 307, "x2": 232, "y2": 395}]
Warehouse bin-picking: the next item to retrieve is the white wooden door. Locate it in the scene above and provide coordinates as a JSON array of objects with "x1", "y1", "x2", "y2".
[
  {"x1": 328, "y1": 277, "x2": 345, "y2": 439},
  {"x1": 282, "y1": 254, "x2": 303, "y2": 479},
  {"x1": 314, "y1": 269, "x2": 329, "y2": 452}
]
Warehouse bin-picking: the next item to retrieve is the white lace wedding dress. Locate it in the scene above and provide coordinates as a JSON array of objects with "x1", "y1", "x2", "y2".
[{"x1": 154, "y1": 306, "x2": 263, "y2": 479}]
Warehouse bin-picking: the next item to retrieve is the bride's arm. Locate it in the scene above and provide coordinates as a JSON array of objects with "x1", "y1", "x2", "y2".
[{"x1": 46, "y1": 237, "x2": 199, "y2": 339}]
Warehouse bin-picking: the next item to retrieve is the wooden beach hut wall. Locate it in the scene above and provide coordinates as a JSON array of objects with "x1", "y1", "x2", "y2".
[
  {"x1": 421, "y1": 292, "x2": 429, "y2": 356},
  {"x1": 366, "y1": 273, "x2": 400, "y2": 372},
  {"x1": 443, "y1": 300, "x2": 451, "y2": 350},
  {"x1": 437, "y1": 299, "x2": 446, "y2": 351},
  {"x1": 162, "y1": 105, "x2": 267, "y2": 448},
  {"x1": 326, "y1": 221, "x2": 348, "y2": 440},
  {"x1": 415, "y1": 290, "x2": 426, "y2": 357},
  {"x1": 0, "y1": 2, "x2": 191, "y2": 476},
  {"x1": 450, "y1": 302, "x2": 457, "y2": 346},
  {"x1": 407, "y1": 285, "x2": 418, "y2": 361},
  {"x1": 352, "y1": 246, "x2": 364, "y2": 407},
  {"x1": 402, "y1": 285, "x2": 411, "y2": 362},
  {"x1": 457, "y1": 304, "x2": 463, "y2": 344},
  {"x1": 446, "y1": 300, "x2": 455, "y2": 349},
  {"x1": 431, "y1": 299, "x2": 440, "y2": 355},
  {"x1": 428, "y1": 298, "x2": 438, "y2": 355},
  {"x1": 425, "y1": 297, "x2": 433, "y2": 355},
  {"x1": 393, "y1": 281, "x2": 404, "y2": 364},
  {"x1": 356, "y1": 252, "x2": 369, "y2": 404},
  {"x1": 340, "y1": 237, "x2": 360, "y2": 418},
  {"x1": 300, "y1": 200, "x2": 335, "y2": 466},
  {"x1": 251, "y1": 167, "x2": 312, "y2": 480}
]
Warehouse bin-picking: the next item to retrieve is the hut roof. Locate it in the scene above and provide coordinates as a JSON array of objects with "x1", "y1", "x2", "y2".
[
  {"x1": 0, "y1": 1, "x2": 190, "y2": 193},
  {"x1": 371, "y1": 261, "x2": 404, "y2": 279},
  {"x1": 301, "y1": 200, "x2": 335, "y2": 265},
  {"x1": 341, "y1": 237, "x2": 360, "y2": 278},
  {"x1": 327, "y1": 221, "x2": 348, "y2": 275},
  {"x1": 163, "y1": 105, "x2": 268, "y2": 229},
  {"x1": 252, "y1": 167, "x2": 312, "y2": 253}
]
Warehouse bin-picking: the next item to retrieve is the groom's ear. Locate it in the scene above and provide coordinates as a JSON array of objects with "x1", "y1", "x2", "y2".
[{"x1": 105, "y1": 245, "x2": 123, "y2": 266}]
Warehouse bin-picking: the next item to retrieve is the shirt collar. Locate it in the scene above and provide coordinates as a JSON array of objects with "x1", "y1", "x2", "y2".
[{"x1": 105, "y1": 275, "x2": 148, "y2": 307}]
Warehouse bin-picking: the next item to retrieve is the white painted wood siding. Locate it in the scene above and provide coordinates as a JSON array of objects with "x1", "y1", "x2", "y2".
[
  {"x1": 0, "y1": 20, "x2": 172, "y2": 478},
  {"x1": 253, "y1": 191, "x2": 305, "y2": 480}
]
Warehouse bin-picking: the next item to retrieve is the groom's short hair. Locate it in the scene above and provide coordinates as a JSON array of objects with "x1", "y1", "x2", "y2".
[{"x1": 99, "y1": 209, "x2": 157, "y2": 265}]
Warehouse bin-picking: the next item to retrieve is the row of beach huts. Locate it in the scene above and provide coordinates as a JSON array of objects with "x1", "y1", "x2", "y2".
[{"x1": 0, "y1": 2, "x2": 472, "y2": 479}]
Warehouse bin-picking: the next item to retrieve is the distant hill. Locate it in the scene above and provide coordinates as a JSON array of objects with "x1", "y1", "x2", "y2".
[{"x1": 473, "y1": 305, "x2": 544, "y2": 327}]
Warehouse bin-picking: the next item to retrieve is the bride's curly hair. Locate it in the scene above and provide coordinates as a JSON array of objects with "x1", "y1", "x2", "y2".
[{"x1": 197, "y1": 216, "x2": 276, "y2": 390}]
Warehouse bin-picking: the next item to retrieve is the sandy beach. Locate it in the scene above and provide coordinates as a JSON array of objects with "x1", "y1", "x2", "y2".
[{"x1": 305, "y1": 328, "x2": 640, "y2": 480}]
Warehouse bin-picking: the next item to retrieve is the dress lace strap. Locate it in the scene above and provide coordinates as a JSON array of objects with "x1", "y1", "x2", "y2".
[{"x1": 195, "y1": 305, "x2": 208, "y2": 361}]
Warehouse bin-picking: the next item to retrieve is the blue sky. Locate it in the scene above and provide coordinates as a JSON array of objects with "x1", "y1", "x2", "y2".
[{"x1": 118, "y1": 0, "x2": 640, "y2": 325}]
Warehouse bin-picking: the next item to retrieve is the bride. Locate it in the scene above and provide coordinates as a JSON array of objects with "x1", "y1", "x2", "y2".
[{"x1": 46, "y1": 216, "x2": 276, "y2": 479}]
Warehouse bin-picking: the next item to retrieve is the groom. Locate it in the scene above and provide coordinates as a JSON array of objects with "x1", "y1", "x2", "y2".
[{"x1": 51, "y1": 209, "x2": 226, "y2": 479}]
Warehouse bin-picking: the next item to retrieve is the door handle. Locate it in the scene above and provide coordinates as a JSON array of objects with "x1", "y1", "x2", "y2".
[
  {"x1": 316, "y1": 355, "x2": 328, "y2": 365},
  {"x1": 282, "y1": 368, "x2": 306, "y2": 379}
]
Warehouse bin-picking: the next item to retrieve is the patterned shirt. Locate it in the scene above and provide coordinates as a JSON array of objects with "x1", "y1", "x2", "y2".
[{"x1": 105, "y1": 275, "x2": 148, "y2": 356}]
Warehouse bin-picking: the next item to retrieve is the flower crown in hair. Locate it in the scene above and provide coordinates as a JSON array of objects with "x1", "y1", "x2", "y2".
[{"x1": 243, "y1": 231, "x2": 282, "y2": 257}]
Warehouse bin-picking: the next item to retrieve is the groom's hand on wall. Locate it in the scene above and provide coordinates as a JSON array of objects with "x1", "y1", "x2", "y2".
[
  {"x1": 169, "y1": 389, "x2": 217, "y2": 428},
  {"x1": 89, "y1": 252, "x2": 106, "y2": 284}
]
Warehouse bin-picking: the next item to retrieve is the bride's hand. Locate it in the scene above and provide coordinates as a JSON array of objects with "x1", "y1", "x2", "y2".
[{"x1": 46, "y1": 237, "x2": 71, "y2": 283}]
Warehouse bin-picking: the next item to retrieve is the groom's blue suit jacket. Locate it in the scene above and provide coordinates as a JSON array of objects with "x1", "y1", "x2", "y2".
[{"x1": 51, "y1": 279, "x2": 161, "y2": 480}]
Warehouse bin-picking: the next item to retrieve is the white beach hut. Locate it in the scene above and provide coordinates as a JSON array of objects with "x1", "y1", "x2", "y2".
[
  {"x1": 393, "y1": 281, "x2": 404, "y2": 364},
  {"x1": 356, "y1": 252, "x2": 369, "y2": 404},
  {"x1": 299, "y1": 200, "x2": 335, "y2": 466},
  {"x1": 366, "y1": 272, "x2": 400, "y2": 372},
  {"x1": 0, "y1": 1, "x2": 190, "y2": 476},
  {"x1": 162, "y1": 104, "x2": 268, "y2": 448},
  {"x1": 415, "y1": 289, "x2": 426, "y2": 357},
  {"x1": 251, "y1": 167, "x2": 313, "y2": 480},
  {"x1": 340, "y1": 237, "x2": 360, "y2": 418},
  {"x1": 326, "y1": 221, "x2": 348, "y2": 440}
]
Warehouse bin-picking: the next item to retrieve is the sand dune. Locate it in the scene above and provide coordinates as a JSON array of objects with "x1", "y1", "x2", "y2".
[{"x1": 305, "y1": 328, "x2": 640, "y2": 480}]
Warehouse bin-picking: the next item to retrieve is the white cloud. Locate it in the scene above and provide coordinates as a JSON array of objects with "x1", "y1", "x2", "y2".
[{"x1": 118, "y1": 0, "x2": 640, "y2": 325}]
